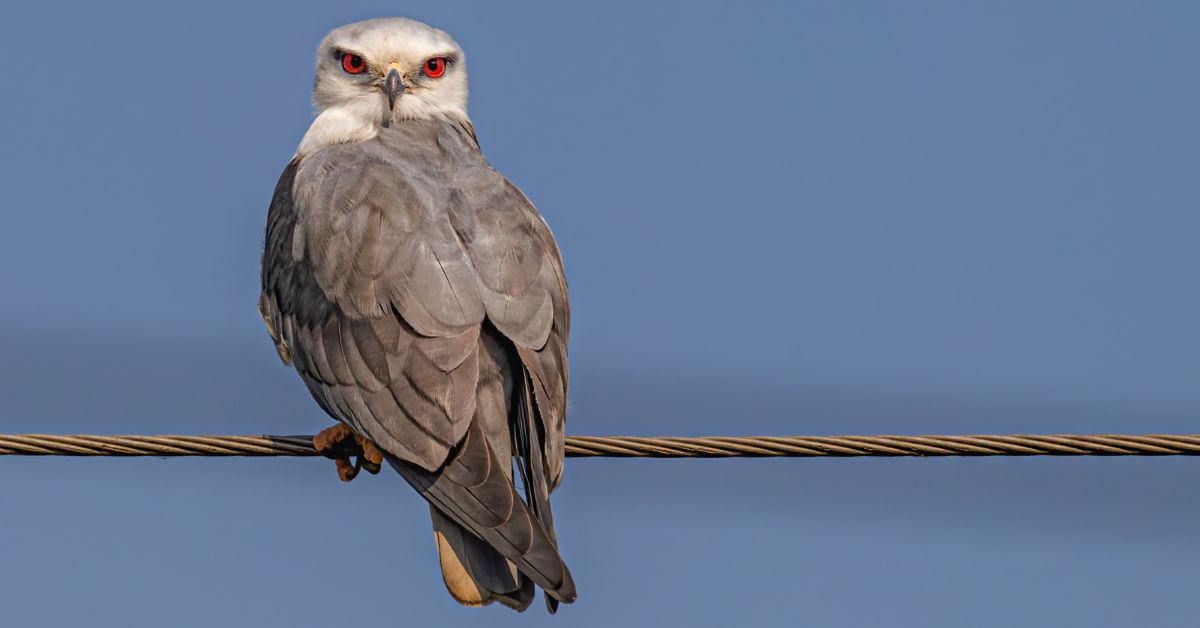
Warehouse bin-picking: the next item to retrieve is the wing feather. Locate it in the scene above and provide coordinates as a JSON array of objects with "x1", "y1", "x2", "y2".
[
  {"x1": 263, "y1": 150, "x2": 484, "y2": 470},
  {"x1": 260, "y1": 118, "x2": 573, "y2": 604}
]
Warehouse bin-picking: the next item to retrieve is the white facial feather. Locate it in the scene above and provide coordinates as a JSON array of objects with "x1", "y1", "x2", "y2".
[{"x1": 297, "y1": 17, "x2": 469, "y2": 158}]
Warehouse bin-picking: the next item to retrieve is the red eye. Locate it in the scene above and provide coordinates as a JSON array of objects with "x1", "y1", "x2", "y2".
[
  {"x1": 341, "y1": 53, "x2": 366, "y2": 75},
  {"x1": 424, "y1": 57, "x2": 447, "y2": 78}
]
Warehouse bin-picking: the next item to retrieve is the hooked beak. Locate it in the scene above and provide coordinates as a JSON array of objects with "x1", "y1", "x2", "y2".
[{"x1": 383, "y1": 67, "x2": 406, "y2": 111}]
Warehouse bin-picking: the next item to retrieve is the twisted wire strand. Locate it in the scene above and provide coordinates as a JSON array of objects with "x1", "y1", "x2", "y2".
[{"x1": 1, "y1": 433, "x2": 1199, "y2": 458}]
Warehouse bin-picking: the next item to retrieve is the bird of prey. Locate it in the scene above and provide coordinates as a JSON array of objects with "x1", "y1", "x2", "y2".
[{"x1": 258, "y1": 17, "x2": 575, "y2": 612}]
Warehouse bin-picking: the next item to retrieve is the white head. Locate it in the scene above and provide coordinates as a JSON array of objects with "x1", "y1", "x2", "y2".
[{"x1": 297, "y1": 18, "x2": 468, "y2": 157}]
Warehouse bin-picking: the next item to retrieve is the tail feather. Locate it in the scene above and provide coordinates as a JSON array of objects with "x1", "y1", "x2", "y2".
[
  {"x1": 430, "y1": 506, "x2": 535, "y2": 610},
  {"x1": 390, "y1": 417, "x2": 576, "y2": 605},
  {"x1": 393, "y1": 327, "x2": 574, "y2": 612}
]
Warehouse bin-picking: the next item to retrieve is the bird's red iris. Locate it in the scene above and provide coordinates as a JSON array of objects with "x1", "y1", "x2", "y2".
[
  {"x1": 424, "y1": 57, "x2": 447, "y2": 78},
  {"x1": 341, "y1": 53, "x2": 366, "y2": 75}
]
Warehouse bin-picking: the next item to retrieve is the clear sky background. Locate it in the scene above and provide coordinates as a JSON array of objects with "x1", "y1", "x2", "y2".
[{"x1": 1, "y1": 1, "x2": 1198, "y2": 626}]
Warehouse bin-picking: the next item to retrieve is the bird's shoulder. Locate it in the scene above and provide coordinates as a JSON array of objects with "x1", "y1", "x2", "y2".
[{"x1": 283, "y1": 119, "x2": 568, "y2": 347}]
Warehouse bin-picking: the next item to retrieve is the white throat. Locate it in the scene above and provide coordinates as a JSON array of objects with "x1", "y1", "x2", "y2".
[
  {"x1": 295, "y1": 104, "x2": 381, "y2": 159},
  {"x1": 295, "y1": 100, "x2": 470, "y2": 159}
]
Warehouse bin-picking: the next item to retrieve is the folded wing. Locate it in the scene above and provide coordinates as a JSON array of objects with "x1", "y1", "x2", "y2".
[{"x1": 260, "y1": 121, "x2": 573, "y2": 607}]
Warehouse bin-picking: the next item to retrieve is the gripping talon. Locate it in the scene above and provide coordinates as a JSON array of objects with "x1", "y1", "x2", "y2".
[
  {"x1": 356, "y1": 434, "x2": 384, "y2": 474},
  {"x1": 314, "y1": 423, "x2": 383, "y2": 481},
  {"x1": 335, "y1": 456, "x2": 360, "y2": 482}
]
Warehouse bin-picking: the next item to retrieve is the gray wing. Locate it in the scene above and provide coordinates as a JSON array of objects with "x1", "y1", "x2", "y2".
[
  {"x1": 261, "y1": 144, "x2": 569, "y2": 479},
  {"x1": 446, "y1": 173, "x2": 571, "y2": 489},
  {"x1": 442, "y1": 174, "x2": 572, "y2": 609},
  {"x1": 261, "y1": 153, "x2": 484, "y2": 469},
  {"x1": 260, "y1": 132, "x2": 573, "y2": 603}
]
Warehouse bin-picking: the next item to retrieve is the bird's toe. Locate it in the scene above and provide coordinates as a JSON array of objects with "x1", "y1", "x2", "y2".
[
  {"x1": 356, "y1": 434, "x2": 384, "y2": 475},
  {"x1": 314, "y1": 423, "x2": 383, "y2": 481},
  {"x1": 335, "y1": 456, "x2": 360, "y2": 482},
  {"x1": 313, "y1": 423, "x2": 354, "y2": 453}
]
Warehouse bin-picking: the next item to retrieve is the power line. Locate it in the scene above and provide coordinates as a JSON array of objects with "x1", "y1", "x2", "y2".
[{"x1": 1, "y1": 433, "x2": 1198, "y2": 458}]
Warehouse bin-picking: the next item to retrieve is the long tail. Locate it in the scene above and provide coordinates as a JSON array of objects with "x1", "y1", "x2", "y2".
[
  {"x1": 389, "y1": 416, "x2": 576, "y2": 609},
  {"x1": 428, "y1": 506, "x2": 534, "y2": 610}
]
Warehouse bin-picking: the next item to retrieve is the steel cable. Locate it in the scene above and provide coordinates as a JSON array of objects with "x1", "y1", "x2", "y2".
[{"x1": 1, "y1": 433, "x2": 1198, "y2": 458}]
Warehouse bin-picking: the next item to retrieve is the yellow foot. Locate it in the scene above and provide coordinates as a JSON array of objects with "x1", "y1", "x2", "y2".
[{"x1": 313, "y1": 423, "x2": 384, "y2": 482}]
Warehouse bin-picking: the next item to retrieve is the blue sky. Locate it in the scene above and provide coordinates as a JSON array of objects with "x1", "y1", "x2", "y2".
[{"x1": 1, "y1": 1, "x2": 1197, "y2": 626}]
